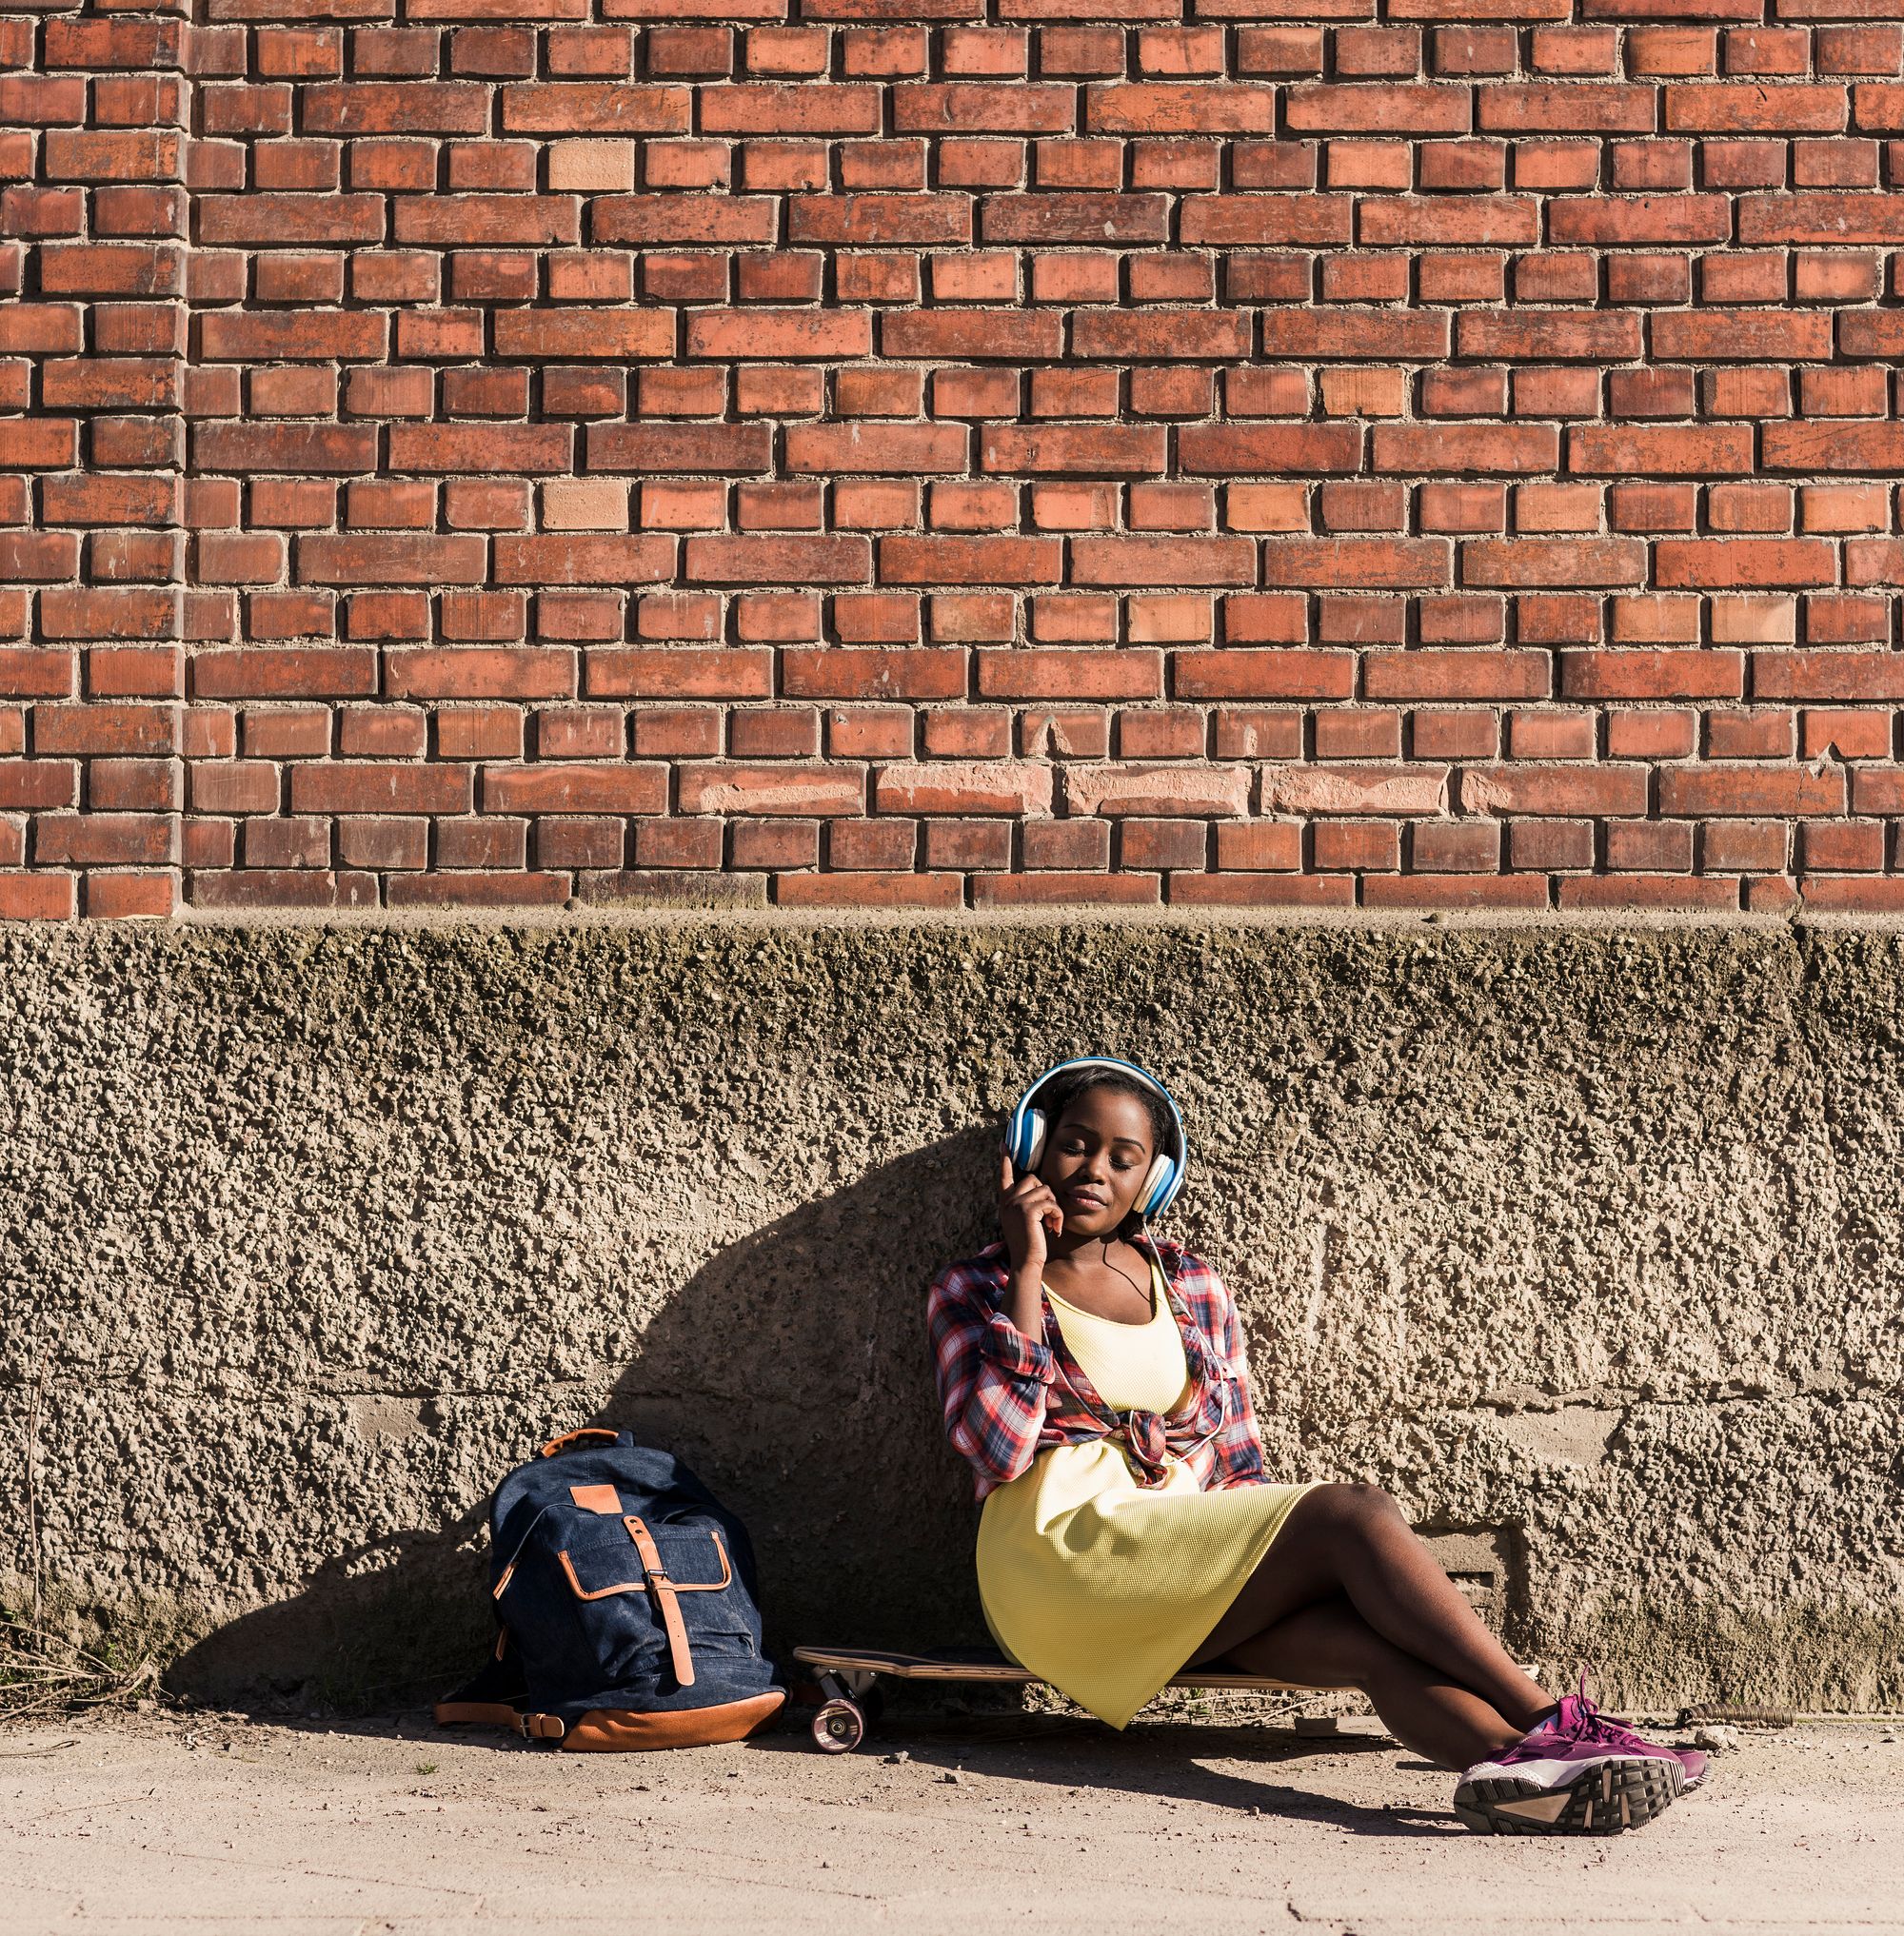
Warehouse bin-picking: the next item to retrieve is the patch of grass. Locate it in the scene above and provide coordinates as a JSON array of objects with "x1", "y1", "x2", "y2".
[{"x1": 415, "y1": 1760, "x2": 439, "y2": 1776}]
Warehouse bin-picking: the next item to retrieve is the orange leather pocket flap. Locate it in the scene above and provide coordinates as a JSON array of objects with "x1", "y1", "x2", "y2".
[
  {"x1": 554, "y1": 1523, "x2": 731, "y2": 1604},
  {"x1": 644, "y1": 1527, "x2": 732, "y2": 1591}
]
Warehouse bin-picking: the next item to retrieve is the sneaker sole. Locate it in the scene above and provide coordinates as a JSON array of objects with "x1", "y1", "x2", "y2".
[{"x1": 1454, "y1": 1755, "x2": 1683, "y2": 1835}]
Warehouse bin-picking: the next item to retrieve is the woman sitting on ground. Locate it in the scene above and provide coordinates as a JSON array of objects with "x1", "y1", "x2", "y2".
[{"x1": 925, "y1": 1057, "x2": 1704, "y2": 1836}]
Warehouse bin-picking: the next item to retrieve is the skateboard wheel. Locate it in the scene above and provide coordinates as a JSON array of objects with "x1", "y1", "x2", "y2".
[{"x1": 812, "y1": 1698, "x2": 865, "y2": 1753}]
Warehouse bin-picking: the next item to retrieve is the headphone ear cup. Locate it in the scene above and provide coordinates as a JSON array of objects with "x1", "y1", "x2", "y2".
[
  {"x1": 1137, "y1": 1153, "x2": 1174, "y2": 1218},
  {"x1": 1014, "y1": 1108, "x2": 1048, "y2": 1175}
]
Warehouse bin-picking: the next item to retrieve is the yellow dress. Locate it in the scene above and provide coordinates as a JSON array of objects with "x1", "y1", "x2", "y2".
[{"x1": 975, "y1": 1258, "x2": 1319, "y2": 1729}]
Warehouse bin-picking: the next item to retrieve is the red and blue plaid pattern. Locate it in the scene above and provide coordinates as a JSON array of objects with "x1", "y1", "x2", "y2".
[{"x1": 925, "y1": 1234, "x2": 1270, "y2": 1502}]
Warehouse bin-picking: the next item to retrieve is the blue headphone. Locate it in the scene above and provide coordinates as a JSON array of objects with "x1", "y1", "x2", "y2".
[{"x1": 1002, "y1": 1057, "x2": 1188, "y2": 1221}]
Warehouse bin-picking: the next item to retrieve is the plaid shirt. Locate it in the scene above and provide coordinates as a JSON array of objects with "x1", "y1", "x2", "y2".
[{"x1": 925, "y1": 1234, "x2": 1270, "y2": 1503}]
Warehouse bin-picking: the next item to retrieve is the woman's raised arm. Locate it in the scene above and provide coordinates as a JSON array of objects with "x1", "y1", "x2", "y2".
[{"x1": 925, "y1": 1262, "x2": 1055, "y2": 1492}]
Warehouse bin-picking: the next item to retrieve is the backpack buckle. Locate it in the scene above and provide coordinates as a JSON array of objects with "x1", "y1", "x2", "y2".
[{"x1": 518, "y1": 1712, "x2": 566, "y2": 1742}]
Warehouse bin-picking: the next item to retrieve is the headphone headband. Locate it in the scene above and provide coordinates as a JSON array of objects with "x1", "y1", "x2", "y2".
[{"x1": 1002, "y1": 1056, "x2": 1188, "y2": 1220}]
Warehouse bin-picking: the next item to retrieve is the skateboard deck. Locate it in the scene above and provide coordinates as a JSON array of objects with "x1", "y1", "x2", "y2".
[{"x1": 792, "y1": 1643, "x2": 1314, "y2": 1694}]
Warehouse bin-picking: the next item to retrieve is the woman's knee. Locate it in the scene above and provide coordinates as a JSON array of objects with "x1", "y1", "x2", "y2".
[{"x1": 1305, "y1": 1481, "x2": 1406, "y2": 1536}]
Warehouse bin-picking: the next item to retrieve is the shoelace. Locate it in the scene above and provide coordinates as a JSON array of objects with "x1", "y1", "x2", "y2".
[{"x1": 1557, "y1": 1671, "x2": 1652, "y2": 1751}]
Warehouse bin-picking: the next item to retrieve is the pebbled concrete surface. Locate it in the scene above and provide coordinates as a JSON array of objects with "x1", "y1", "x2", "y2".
[
  {"x1": 2, "y1": 915, "x2": 1902, "y2": 1709},
  {"x1": 2, "y1": 1708, "x2": 1899, "y2": 1935}
]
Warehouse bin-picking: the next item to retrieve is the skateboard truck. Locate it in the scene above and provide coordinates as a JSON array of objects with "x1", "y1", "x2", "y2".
[{"x1": 809, "y1": 1667, "x2": 883, "y2": 1754}]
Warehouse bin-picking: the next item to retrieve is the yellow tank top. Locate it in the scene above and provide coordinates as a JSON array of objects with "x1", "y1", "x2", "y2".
[{"x1": 1044, "y1": 1258, "x2": 1190, "y2": 1414}]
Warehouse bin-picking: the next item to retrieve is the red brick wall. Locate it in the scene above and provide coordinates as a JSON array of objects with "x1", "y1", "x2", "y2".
[{"x1": 7, "y1": 0, "x2": 1904, "y2": 918}]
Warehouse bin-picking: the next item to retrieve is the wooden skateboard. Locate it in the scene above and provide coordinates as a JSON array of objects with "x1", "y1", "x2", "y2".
[{"x1": 789, "y1": 1643, "x2": 1321, "y2": 1754}]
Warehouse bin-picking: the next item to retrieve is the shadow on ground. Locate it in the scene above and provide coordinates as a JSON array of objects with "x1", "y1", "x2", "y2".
[{"x1": 741, "y1": 1711, "x2": 1455, "y2": 1837}]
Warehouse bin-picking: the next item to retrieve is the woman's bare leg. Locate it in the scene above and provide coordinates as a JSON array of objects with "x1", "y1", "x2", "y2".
[
  {"x1": 1184, "y1": 1483, "x2": 1553, "y2": 1734},
  {"x1": 1204, "y1": 1595, "x2": 1525, "y2": 1771}
]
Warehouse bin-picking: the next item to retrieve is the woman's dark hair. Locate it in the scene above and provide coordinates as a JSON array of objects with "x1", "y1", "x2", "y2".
[{"x1": 1039, "y1": 1068, "x2": 1177, "y2": 1166}]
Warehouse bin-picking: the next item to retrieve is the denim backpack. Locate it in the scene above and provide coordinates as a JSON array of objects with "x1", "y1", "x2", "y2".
[{"x1": 435, "y1": 1428, "x2": 786, "y2": 1750}]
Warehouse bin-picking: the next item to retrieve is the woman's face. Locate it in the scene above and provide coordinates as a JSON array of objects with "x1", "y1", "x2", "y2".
[{"x1": 1037, "y1": 1085, "x2": 1158, "y2": 1240}]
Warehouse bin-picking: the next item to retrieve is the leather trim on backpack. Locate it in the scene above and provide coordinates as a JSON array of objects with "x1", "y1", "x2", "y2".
[
  {"x1": 540, "y1": 1428, "x2": 621, "y2": 1459},
  {"x1": 552, "y1": 1527, "x2": 728, "y2": 1597},
  {"x1": 559, "y1": 1690, "x2": 786, "y2": 1753},
  {"x1": 556, "y1": 1551, "x2": 645, "y2": 1603},
  {"x1": 624, "y1": 1516, "x2": 696, "y2": 1688},
  {"x1": 432, "y1": 1699, "x2": 522, "y2": 1729},
  {"x1": 647, "y1": 1528, "x2": 733, "y2": 1592}
]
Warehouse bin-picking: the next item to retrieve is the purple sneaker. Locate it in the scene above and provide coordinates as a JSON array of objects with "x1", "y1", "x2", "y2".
[
  {"x1": 1572, "y1": 1703, "x2": 1708, "y2": 1793},
  {"x1": 1454, "y1": 1682, "x2": 1684, "y2": 1835}
]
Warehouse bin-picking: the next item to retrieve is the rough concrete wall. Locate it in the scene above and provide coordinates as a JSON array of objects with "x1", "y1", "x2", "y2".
[{"x1": 2, "y1": 916, "x2": 1900, "y2": 1711}]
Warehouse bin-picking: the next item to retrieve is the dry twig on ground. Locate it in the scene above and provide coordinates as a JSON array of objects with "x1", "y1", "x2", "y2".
[{"x1": 0, "y1": 1615, "x2": 158, "y2": 1724}]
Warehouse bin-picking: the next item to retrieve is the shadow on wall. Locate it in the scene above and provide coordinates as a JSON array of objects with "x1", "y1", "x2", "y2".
[{"x1": 169, "y1": 1129, "x2": 1002, "y2": 1710}]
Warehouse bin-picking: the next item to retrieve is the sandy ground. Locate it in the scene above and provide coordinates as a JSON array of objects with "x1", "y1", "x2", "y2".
[{"x1": 3, "y1": 1704, "x2": 1898, "y2": 1934}]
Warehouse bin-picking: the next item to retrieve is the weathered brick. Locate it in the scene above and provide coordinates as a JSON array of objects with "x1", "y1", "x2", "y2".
[
  {"x1": 1266, "y1": 765, "x2": 1451, "y2": 816},
  {"x1": 1285, "y1": 85, "x2": 1469, "y2": 133},
  {"x1": 393, "y1": 197, "x2": 581, "y2": 247},
  {"x1": 592, "y1": 195, "x2": 779, "y2": 244},
  {"x1": 684, "y1": 310, "x2": 873, "y2": 361},
  {"x1": 387, "y1": 650, "x2": 576, "y2": 701},
  {"x1": 875, "y1": 761, "x2": 1052, "y2": 815},
  {"x1": 783, "y1": 649, "x2": 965, "y2": 700},
  {"x1": 495, "y1": 310, "x2": 676, "y2": 359},
  {"x1": 388, "y1": 425, "x2": 574, "y2": 474},
  {"x1": 1062, "y1": 763, "x2": 1251, "y2": 818},
  {"x1": 789, "y1": 193, "x2": 972, "y2": 246},
  {"x1": 494, "y1": 538, "x2": 676, "y2": 585},
  {"x1": 300, "y1": 536, "x2": 488, "y2": 587},
  {"x1": 290, "y1": 763, "x2": 473, "y2": 815},
  {"x1": 881, "y1": 538, "x2": 1061, "y2": 585},
  {"x1": 482, "y1": 764, "x2": 667, "y2": 814},
  {"x1": 685, "y1": 537, "x2": 872, "y2": 585},
  {"x1": 304, "y1": 84, "x2": 490, "y2": 134},
  {"x1": 676, "y1": 764, "x2": 866, "y2": 815},
  {"x1": 500, "y1": 85, "x2": 691, "y2": 134},
  {"x1": 198, "y1": 195, "x2": 385, "y2": 246},
  {"x1": 1738, "y1": 192, "x2": 1904, "y2": 245},
  {"x1": 980, "y1": 193, "x2": 1170, "y2": 245}
]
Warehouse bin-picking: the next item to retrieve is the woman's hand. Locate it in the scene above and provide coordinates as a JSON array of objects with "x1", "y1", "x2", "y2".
[{"x1": 999, "y1": 1146, "x2": 1063, "y2": 1276}]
